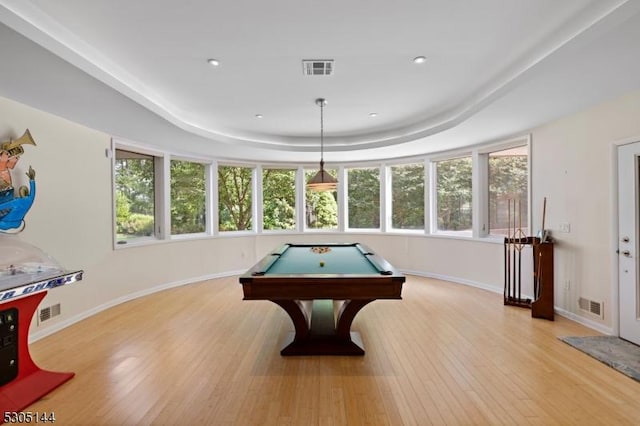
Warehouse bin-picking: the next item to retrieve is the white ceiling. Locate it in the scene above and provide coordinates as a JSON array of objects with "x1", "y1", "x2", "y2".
[{"x1": 1, "y1": 0, "x2": 640, "y2": 162}]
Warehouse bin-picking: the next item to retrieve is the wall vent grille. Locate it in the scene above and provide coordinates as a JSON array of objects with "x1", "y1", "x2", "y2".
[
  {"x1": 39, "y1": 307, "x2": 51, "y2": 322},
  {"x1": 302, "y1": 60, "x2": 334, "y2": 76},
  {"x1": 51, "y1": 303, "x2": 61, "y2": 317},
  {"x1": 578, "y1": 297, "x2": 604, "y2": 319},
  {"x1": 38, "y1": 303, "x2": 61, "y2": 324}
]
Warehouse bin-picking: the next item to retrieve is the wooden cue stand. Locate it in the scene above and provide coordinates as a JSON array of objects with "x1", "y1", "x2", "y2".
[{"x1": 503, "y1": 236, "x2": 554, "y2": 320}]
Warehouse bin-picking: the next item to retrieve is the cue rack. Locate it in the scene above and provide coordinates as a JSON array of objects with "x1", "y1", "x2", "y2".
[{"x1": 503, "y1": 198, "x2": 554, "y2": 320}]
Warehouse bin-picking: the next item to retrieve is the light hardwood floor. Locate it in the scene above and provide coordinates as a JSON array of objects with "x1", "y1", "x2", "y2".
[{"x1": 28, "y1": 275, "x2": 640, "y2": 425}]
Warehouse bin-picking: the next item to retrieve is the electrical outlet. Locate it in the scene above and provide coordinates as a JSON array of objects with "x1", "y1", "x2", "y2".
[
  {"x1": 564, "y1": 280, "x2": 571, "y2": 291},
  {"x1": 559, "y1": 222, "x2": 571, "y2": 233}
]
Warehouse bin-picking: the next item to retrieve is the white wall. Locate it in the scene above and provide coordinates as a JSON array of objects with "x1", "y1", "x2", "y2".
[
  {"x1": 531, "y1": 90, "x2": 640, "y2": 329},
  {"x1": 1, "y1": 97, "x2": 112, "y2": 330},
  {"x1": 2, "y1": 90, "x2": 640, "y2": 339},
  {"x1": 0, "y1": 98, "x2": 261, "y2": 338}
]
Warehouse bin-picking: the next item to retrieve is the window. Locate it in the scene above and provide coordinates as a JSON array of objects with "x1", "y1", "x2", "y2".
[
  {"x1": 114, "y1": 149, "x2": 158, "y2": 243},
  {"x1": 305, "y1": 168, "x2": 338, "y2": 229},
  {"x1": 218, "y1": 165, "x2": 253, "y2": 231},
  {"x1": 391, "y1": 163, "x2": 424, "y2": 230},
  {"x1": 262, "y1": 168, "x2": 296, "y2": 231},
  {"x1": 488, "y1": 146, "x2": 528, "y2": 236},
  {"x1": 347, "y1": 167, "x2": 380, "y2": 229},
  {"x1": 435, "y1": 157, "x2": 472, "y2": 232},
  {"x1": 170, "y1": 159, "x2": 206, "y2": 235},
  {"x1": 113, "y1": 137, "x2": 529, "y2": 244}
]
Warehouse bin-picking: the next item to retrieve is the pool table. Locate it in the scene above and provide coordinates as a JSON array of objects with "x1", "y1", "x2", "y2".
[{"x1": 239, "y1": 243, "x2": 405, "y2": 355}]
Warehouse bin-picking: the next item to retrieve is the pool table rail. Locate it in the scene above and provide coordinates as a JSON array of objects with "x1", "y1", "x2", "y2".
[{"x1": 240, "y1": 275, "x2": 404, "y2": 300}]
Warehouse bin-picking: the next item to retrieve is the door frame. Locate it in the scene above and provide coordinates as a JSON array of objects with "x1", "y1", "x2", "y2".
[{"x1": 612, "y1": 135, "x2": 640, "y2": 338}]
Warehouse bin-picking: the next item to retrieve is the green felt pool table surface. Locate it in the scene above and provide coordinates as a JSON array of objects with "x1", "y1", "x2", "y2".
[{"x1": 263, "y1": 243, "x2": 381, "y2": 275}]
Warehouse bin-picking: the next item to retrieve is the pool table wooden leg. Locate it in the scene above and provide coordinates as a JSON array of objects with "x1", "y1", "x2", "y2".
[
  {"x1": 271, "y1": 299, "x2": 312, "y2": 340},
  {"x1": 335, "y1": 299, "x2": 374, "y2": 340},
  {"x1": 272, "y1": 299, "x2": 375, "y2": 356}
]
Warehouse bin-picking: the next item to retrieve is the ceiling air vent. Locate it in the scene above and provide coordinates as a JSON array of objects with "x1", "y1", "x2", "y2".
[{"x1": 302, "y1": 60, "x2": 334, "y2": 76}]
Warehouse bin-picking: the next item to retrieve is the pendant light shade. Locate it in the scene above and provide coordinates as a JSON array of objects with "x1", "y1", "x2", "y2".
[
  {"x1": 307, "y1": 98, "x2": 338, "y2": 191},
  {"x1": 307, "y1": 161, "x2": 338, "y2": 191}
]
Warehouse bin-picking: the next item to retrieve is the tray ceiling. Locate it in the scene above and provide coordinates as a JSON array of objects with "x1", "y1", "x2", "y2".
[{"x1": 1, "y1": 0, "x2": 639, "y2": 161}]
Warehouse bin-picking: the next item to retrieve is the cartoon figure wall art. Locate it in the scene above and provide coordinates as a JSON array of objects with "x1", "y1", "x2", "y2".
[{"x1": 0, "y1": 129, "x2": 37, "y2": 233}]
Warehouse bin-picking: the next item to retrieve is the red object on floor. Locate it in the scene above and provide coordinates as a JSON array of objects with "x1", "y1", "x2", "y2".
[{"x1": 0, "y1": 292, "x2": 74, "y2": 414}]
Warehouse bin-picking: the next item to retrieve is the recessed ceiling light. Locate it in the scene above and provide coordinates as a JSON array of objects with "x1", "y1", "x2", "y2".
[
  {"x1": 369, "y1": 112, "x2": 378, "y2": 118},
  {"x1": 255, "y1": 114, "x2": 263, "y2": 119},
  {"x1": 413, "y1": 56, "x2": 427, "y2": 64},
  {"x1": 207, "y1": 58, "x2": 220, "y2": 66}
]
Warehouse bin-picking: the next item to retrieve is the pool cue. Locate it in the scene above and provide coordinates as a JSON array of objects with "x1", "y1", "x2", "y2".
[
  {"x1": 533, "y1": 249, "x2": 538, "y2": 300},
  {"x1": 504, "y1": 232, "x2": 508, "y2": 302},
  {"x1": 516, "y1": 199, "x2": 520, "y2": 301},
  {"x1": 536, "y1": 251, "x2": 543, "y2": 299},
  {"x1": 533, "y1": 250, "x2": 538, "y2": 301},
  {"x1": 518, "y1": 199, "x2": 525, "y2": 302},
  {"x1": 505, "y1": 200, "x2": 510, "y2": 300},
  {"x1": 541, "y1": 197, "x2": 547, "y2": 242},
  {"x1": 512, "y1": 200, "x2": 517, "y2": 301},
  {"x1": 509, "y1": 200, "x2": 511, "y2": 300},
  {"x1": 507, "y1": 200, "x2": 512, "y2": 300},
  {"x1": 534, "y1": 197, "x2": 547, "y2": 297}
]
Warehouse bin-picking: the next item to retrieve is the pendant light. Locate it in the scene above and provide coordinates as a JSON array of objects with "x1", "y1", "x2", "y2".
[{"x1": 307, "y1": 98, "x2": 338, "y2": 191}]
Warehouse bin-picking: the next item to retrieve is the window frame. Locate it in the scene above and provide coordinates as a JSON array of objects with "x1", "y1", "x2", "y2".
[
  {"x1": 260, "y1": 165, "x2": 299, "y2": 233},
  {"x1": 345, "y1": 164, "x2": 382, "y2": 232},
  {"x1": 111, "y1": 135, "x2": 531, "y2": 248},
  {"x1": 112, "y1": 140, "x2": 166, "y2": 248},
  {"x1": 387, "y1": 159, "x2": 427, "y2": 234},
  {"x1": 217, "y1": 162, "x2": 256, "y2": 235},
  {"x1": 477, "y1": 135, "x2": 532, "y2": 241},
  {"x1": 303, "y1": 165, "x2": 340, "y2": 232},
  {"x1": 430, "y1": 153, "x2": 474, "y2": 237},
  {"x1": 168, "y1": 155, "x2": 212, "y2": 239}
]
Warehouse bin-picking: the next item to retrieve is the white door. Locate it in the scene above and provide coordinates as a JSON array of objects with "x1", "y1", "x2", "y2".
[{"x1": 618, "y1": 142, "x2": 640, "y2": 345}]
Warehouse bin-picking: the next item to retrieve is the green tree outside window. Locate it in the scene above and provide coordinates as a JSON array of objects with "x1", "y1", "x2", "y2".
[
  {"x1": 263, "y1": 168, "x2": 296, "y2": 230},
  {"x1": 489, "y1": 147, "x2": 528, "y2": 235},
  {"x1": 391, "y1": 163, "x2": 425, "y2": 229},
  {"x1": 348, "y1": 167, "x2": 380, "y2": 229},
  {"x1": 305, "y1": 169, "x2": 338, "y2": 229},
  {"x1": 436, "y1": 157, "x2": 472, "y2": 231},
  {"x1": 114, "y1": 150, "x2": 155, "y2": 241},
  {"x1": 171, "y1": 160, "x2": 206, "y2": 235},
  {"x1": 218, "y1": 165, "x2": 253, "y2": 231}
]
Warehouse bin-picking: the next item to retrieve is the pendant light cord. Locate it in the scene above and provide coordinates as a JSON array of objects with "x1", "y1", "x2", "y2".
[{"x1": 320, "y1": 100, "x2": 325, "y2": 167}]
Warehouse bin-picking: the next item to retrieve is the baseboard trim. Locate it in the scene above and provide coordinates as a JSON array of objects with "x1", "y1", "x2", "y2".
[
  {"x1": 554, "y1": 307, "x2": 614, "y2": 335},
  {"x1": 402, "y1": 269, "x2": 503, "y2": 295},
  {"x1": 29, "y1": 270, "x2": 244, "y2": 343},
  {"x1": 30, "y1": 269, "x2": 614, "y2": 342},
  {"x1": 402, "y1": 269, "x2": 614, "y2": 335}
]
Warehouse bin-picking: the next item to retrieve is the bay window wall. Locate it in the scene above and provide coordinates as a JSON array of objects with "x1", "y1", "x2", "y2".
[{"x1": 112, "y1": 136, "x2": 529, "y2": 245}]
